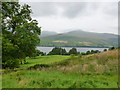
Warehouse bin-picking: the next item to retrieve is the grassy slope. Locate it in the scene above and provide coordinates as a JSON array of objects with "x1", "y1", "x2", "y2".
[
  {"x1": 21, "y1": 55, "x2": 69, "y2": 69},
  {"x1": 2, "y1": 49, "x2": 118, "y2": 88},
  {"x1": 51, "y1": 49, "x2": 118, "y2": 74}
]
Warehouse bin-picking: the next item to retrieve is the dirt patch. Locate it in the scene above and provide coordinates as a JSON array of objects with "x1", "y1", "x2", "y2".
[
  {"x1": 78, "y1": 42, "x2": 92, "y2": 46},
  {"x1": 52, "y1": 40, "x2": 68, "y2": 43}
]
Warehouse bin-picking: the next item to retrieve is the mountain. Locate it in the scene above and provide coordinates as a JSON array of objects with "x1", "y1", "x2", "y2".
[
  {"x1": 41, "y1": 31, "x2": 57, "y2": 37},
  {"x1": 39, "y1": 30, "x2": 118, "y2": 47}
]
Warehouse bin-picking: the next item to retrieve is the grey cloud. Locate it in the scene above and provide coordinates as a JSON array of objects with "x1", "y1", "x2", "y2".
[
  {"x1": 102, "y1": 2, "x2": 118, "y2": 17},
  {"x1": 21, "y1": 2, "x2": 89, "y2": 18},
  {"x1": 22, "y1": 2, "x2": 57, "y2": 17},
  {"x1": 61, "y1": 2, "x2": 88, "y2": 18},
  {"x1": 21, "y1": 2, "x2": 118, "y2": 19}
]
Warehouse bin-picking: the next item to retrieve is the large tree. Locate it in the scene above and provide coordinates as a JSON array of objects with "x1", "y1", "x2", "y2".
[{"x1": 2, "y1": 2, "x2": 41, "y2": 68}]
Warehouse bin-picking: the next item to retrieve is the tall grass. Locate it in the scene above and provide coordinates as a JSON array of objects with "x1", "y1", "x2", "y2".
[
  {"x1": 2, "y1": 70, "x2": 118, "y2": 88},
  {"x1": 44, "y1": 49, "x2": 118, "y2": 74}
]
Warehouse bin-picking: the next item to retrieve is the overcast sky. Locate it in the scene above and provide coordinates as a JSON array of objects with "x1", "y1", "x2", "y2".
[{"x1": 20, "y1": 1, "x2": 118, "y2": 34}]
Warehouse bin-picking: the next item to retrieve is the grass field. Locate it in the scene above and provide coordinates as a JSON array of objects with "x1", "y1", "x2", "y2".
[
  {"x1": 2, "y1": 70, "x2": 118, "y2": 88},
  {"x1": 21, "y1": 55, "x2": 69, "y2": 69},
  {"x1": 2, "y1": 49, "x2": 118, "y2": 88}
]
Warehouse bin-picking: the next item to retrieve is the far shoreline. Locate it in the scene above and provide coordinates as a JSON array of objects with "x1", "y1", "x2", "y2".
[{"x1": 37, "y1": 46, "x2": 110, "y2": 48}]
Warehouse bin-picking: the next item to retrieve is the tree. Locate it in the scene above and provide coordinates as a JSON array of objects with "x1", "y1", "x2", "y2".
[
  {"x1": 69, "y1": 48, "x2": 78, "y2": 55},
  {"x1": 30, "y1": 49, "x2": 46, "y2": 58},
  {"x1": 109, "y1": 47, "x2": 115, "y2": 50},
  {"x1": 103, "y1": 49, "x2": 107, "y2": 52},
  {"x1": 86, "y1": 51, "x2": 91, "y2": 55},
  {"x1": 2, "y1": 2, "x2": 41, "y2": 68},
  {"x1": 61, "y1": 49, "x2": 68, "y2": 55},
  {"x1": 48, "y1": 47, "x2": 67, "y2": 55}
]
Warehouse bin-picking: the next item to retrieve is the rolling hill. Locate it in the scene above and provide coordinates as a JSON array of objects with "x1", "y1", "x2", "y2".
[{"x1": 40, "y1": 30, "x2": 118, "y2": 47}]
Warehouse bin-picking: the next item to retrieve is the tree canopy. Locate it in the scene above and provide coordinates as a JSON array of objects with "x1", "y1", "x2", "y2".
[
  {"x1": 2, "y1": 2, "x2": 41, "y2": 68},
  {"x1": 48, "y1": 47, "x2": 67, "y2": 55},
  {"x1": 69, "y1": 48, "x2": 78, "y2": 55}
]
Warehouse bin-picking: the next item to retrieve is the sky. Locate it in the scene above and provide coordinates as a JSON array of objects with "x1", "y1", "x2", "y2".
[{"x1": 20, "y1": 0, "x2": 118, "y2": 34}]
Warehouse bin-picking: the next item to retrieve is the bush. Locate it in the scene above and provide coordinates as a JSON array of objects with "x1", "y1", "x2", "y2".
[
  {"x1": 3, "y1": 59, "x2": 19, "y2": 69},
  {"x1": 31, "y1": 49, "x2": 46, "y2": 58},
  {"x1": 48, "y1": 47, "x2": 67, "y2": 55},
  {"x1": 109, "y1": 47, "x2": 115, "y2": 50},
  {"x1": 69, "y1": 48, "x2": 78, "y2": 55},
  {"x1": 103, "y1": 49, "x2": 107, "y2": 51},
  {"x1": 28, "y1": 64, "x2": 51, "y2": 70},
  {"x1": 81, "y1": 52, "x2": 86, "y2": 55},
  {"x1": 86, "y1": 51, "x2": 91, "y2": 55}
]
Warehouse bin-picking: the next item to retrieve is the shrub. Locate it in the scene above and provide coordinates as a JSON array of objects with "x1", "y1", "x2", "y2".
[
  {"x1": 30, "y1": 49, "x2": 46, "y2": 58},
  {"x1": 109, "y1": 47, "x2": 115, "y2": 50},
  {"x1": 3, "y1": 59, "x2": 19, "y2": 69},
  {"x1": 28, "y1": 64, "x2": 51, "y2": 70},
  {"x1": 103, "y1": 49, "x2": 107, "y2": 52},
  {"x1": 81, "y1": 52, "x2": 86, "y2": 55},
  {"x1": 48, "y1": 47, "x2": 67, "y2": 55},
  {"x1": 86, "y1": 51, "x2": 91, "y2": 55},
  {"x1": 69, "y1": 48, "x2": 78, "y2": 55}
]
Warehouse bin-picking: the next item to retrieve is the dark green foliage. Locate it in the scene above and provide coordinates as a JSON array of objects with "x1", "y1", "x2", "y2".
[
  {"x1": 86, "y1": 50, "x2": 100, "y2": 55},
  {"x1": 30, "y1": 49, "x2": 46, "y2": 58},
  {"x1": 80, "y1": 50, "x2": 100, "y2": 55},
  {"x1": 40, "y1": 52, "x2": 46, "y2": 56},
  {"x1": 91, "y1": 50, "x2": 100, "y2": 53},
  {"x1": 2, "y1": 2, "x2": 41, "y2": 68},
  {"x1": 3, "y1": 59, "x2": 19, "y2": 69},
  {"x1": 28, "y1": 64, "x2": 50, "y2": 70},
  {"x1": 69, "y1": 48, "x2": 78, "y2": 55},
  {"x1": 35, "y1": 49, "x2": 42, "y2": 56},
  {"x1": 86, "y1": 51, "x2": 91, "y2": 55},
  {"x1": 48, "y1": 47, "x2": 67, "y2": 55},
  {"x1": 104, "y1": 49, "x2": 107, "y2": 51},
  {"x1": 81, "y1": 52, "x2": 86, "y2": 55},
  {"x1": 109, "y1": 47, "x2": 115, "y2": 50}
]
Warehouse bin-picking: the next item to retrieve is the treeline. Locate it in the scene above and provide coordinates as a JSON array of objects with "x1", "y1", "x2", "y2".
[
  {"x1": 48, "y1": 47, "x2": 79, "y2": 55},
  {"x1": 41, "y1": 46, "x2": 116, "y2": 56},
  {"x1": 47, "y1": 47, "x2": 100, "y2": 55}
]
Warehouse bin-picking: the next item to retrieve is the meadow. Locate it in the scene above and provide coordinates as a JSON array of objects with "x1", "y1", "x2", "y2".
[{"x1": 2, "y1": 49, "x2": 118, "y2": 88}]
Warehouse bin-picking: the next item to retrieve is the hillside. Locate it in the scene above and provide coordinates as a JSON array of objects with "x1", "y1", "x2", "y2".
[
  {"x1": 29, "y1": 48, "x2": 118, "y2": 74},
  {"x1": 52, "y1": 48, "x2": 118, "y2": 74},
  {"x1": 40, "y1": 30, "x2": 118, "y2": 47},
  {"x1": 41, "y1": 31, "x2": 57, "y2": 37}
]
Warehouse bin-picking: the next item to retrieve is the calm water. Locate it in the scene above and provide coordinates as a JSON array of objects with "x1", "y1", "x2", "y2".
[{"x1": 37, "y1": 46, "x2": 108, "y2": 54}]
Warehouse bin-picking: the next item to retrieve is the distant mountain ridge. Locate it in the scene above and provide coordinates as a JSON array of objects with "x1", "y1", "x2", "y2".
[
  {"x1": 41, "y1": 31, "x2": 57, "y2": 37},
  {"x1": 40, "y1": 30, "x2": 118, "y2": 47}
]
